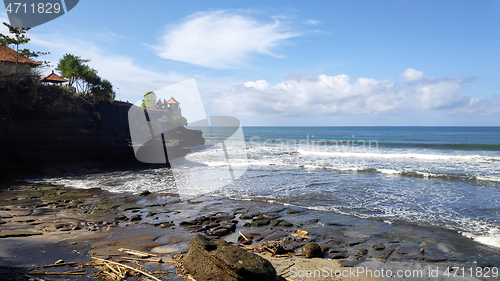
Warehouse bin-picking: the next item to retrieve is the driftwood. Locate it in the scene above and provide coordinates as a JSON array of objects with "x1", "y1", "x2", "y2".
[
  {"x1": 239, "y1": 231, "x2": 249, "y2": 241},
  {"x1": 91, "y1": 257, "x2": 161, "y2": 281},
  {"x1": 118, "y1": 248, "x2": 157, "y2": 258},
  {"x1": 43, "y1": 262, "x2": 76, "y2": 268},
  {"x1": 120, "y1": 256, "x2": 172, "y2": 263}
]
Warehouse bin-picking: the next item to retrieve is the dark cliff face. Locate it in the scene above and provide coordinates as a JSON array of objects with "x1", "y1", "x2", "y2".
[{"x1": 0, "y1": 97, "x2": 204, "y2": 181}]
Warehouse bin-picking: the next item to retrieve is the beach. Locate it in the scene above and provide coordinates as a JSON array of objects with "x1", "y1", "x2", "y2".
[{"x1": 1, "y1": 179, "x2": 498, "y2": 280}]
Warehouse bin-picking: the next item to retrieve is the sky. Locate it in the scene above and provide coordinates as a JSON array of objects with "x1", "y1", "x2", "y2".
[{"x1": 1, "y1": 0, "x2": 500, "y2": 126}]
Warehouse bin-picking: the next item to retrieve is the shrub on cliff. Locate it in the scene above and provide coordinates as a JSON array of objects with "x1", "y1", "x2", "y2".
[{"x1": 171, "y1": 115, "x2": 188, "y2": 127}]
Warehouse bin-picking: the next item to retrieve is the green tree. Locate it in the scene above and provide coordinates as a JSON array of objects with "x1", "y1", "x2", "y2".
[
  {"x1": 171, "y1": 115, "x2": 188, "y2": 127},
  {"x1": 142, "y1": 91, "x2": 157, "y2": 110},
  {"x1": 56, "y1": 53, "x2": 91, "y2": 92},
  {"x1": 56, "y1": 53, "x2": 115, "y2": 103}
]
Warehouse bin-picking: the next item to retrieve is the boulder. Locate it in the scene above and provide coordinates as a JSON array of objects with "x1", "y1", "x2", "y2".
[
  {"x1": 301, "y1": 242, "x2": 323, "y2": 258},
  {"x1": 183, "y1": 234, "x2": 276, "y2": 281}
]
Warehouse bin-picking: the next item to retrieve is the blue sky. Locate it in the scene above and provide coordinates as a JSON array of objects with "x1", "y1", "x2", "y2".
[{"x1": 1, "y1": 0, "x2": 499, "y2": 125}]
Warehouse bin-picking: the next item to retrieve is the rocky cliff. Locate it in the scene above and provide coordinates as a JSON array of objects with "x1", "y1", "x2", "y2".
[{"x1": 0, "y1": 92, "x2": 204, "y2": 180}]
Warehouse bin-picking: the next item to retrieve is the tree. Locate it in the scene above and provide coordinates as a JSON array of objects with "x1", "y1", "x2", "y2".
[
  {"x1": 142, "y1": 91, "x2": 157, "y2": 110},
  {"x1": 56, "y1": 53, "x2": 115, "y2": 103},
  {"x1": 171, "y1": 115, "x2": 188, "y2": 127},
  {"x1": 56, "y1": 53, "x2": 91, "y2": 92}
]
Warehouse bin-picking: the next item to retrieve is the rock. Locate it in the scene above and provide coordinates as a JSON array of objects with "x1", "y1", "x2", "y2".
[
  {"x1": 301, "y1": 242, "x2": 323, "y2": 258},
  {"x1": 286, "y1": 209, "x2": 302, "y2": 214},
  {"x1": 372, "y1": 243, "x2": 385, "y2": 250},
  {"x1": 251, "y1": 219, "x2": 270, "y2": 226},
  {"x1": 344, "y1": 239, "x2": 364, "y2": 247},
  {"x1": 280, "y1": 221, "x2": 293, "y2": 227},
  {"x1": 129, "y1": 215, "x2": 142, "y2": 222},
  {"x1": 145, "y1": 211, "x2": 158, "y2": 217},
  {"x1": 0, "y1": 219, "x2": 5, "y2": 224},
  {"x1": 310, "y1": 219, "x2": 319, "y2": 223},
  {"x1": 328, "y1": 245, "x2": 347, "y2": 253},
  {"x1": 423, "y1": 253, "x2": 448, "y2": 262},
  {"x1": 0, "y1": 211, "x2": 13, "y2": 218},
  {"x1": 378, "y1": 251, "x2": 392, "y2": 260},
  {"x1": 239, "y1": 213, "x2": 255, "y2": 220},
  {"x1": 263, "y1": 230, "x2": 287, "y2": 241},
  {"x1": 356, "y1": 249, "x2": 368, "y2": 256},
  {"x1": 158, "y1": 222, "x2": 175, "y2": 228},
  {"x1": 272, "y1": 219, "x2": 280, "y2": 226},
  {"x1": 0, "y1": 229, "x2": 44, "y2": 238},
  {"x1": 184, "y1": 235, "x2": 276, "y2": 281},
  {"x1": 329, "y1": 252, "x2": 348, "y2": 259},
  {"x1": 262, "y1": 242, "x2": 286, "y2": 255},
  {"x1": 207, "y1": 228, "x2": 230, "y2": 237},
  {"x1": 115, "y1": 215, "x2": 127, "y2": 221},
  {"x1": 8, "y1": 209, "x2": 33, "y2": 216},
  {"x1": 140, "y1": 190, "x2": 151, "y2": 196},
  {"x1": 243, "y1": 222, "x2": 251, "y2": 227}
]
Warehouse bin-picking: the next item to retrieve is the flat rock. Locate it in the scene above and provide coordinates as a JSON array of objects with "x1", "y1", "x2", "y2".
[
  {"x1": 251, "y1": 219, "x2": 270, "y2": 226},
  {"x1": 372, "y1": 243, "x2": 385, "y2": 250},
  {"x1": 0, "y1": 211, "x2": 13, "y2": 218},
  {"x1": 423, "y1": 253, "x2": 448, "y2": 262},
  {"x1": 286, "y1": 208, "x2": 303, "y2": 214},
  {"x1": 8, "y1": 209, "x2": 33, "y2": 216},
  {"x1": 0, "y1": 229, "x2": 43, "y2": 238}
]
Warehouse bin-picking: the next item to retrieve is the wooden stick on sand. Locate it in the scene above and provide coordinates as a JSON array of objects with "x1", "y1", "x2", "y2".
[{"x1": 91, "y1": 257, "x2": 161, "y2": 281}]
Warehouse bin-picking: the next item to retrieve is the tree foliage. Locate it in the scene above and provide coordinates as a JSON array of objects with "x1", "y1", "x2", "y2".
[
  {"x1": 56, "y1": 53, "x2": 115, "y2": 103},
  {"x1": 142, "y1": 91, "x2": 157, "y2": 110},
  {"x1": 171, "y1": 115, "x2": 188, "y2": 127}
]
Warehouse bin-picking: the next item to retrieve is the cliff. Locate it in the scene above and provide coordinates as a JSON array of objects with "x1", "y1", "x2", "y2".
[{"x1": 0, "y1": 91, "x2": 204, "y2": 180}]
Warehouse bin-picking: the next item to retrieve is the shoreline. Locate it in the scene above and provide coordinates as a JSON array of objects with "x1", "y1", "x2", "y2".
[{"x1": 1, "y1": 181, "x2": 499, "y2": 280}]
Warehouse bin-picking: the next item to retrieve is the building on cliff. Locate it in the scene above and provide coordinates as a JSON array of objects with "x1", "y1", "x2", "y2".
[{"x1": 0, "y1": 45, "x2": 41, "y2": 76}]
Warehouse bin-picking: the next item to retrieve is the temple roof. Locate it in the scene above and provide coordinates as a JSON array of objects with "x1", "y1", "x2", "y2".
[
  {"x1": 40, "y1": 71, "x2": 68, "y2": 83},
  {"x1": 166, "y1": 97, "x2": 180, "y2": 104},
  {"x1": 0, "y1": 45, "x2": 41, "y2": 65}
]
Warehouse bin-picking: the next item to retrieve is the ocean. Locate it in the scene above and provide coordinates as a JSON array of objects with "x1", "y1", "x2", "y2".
[{"x1": 38, "y1": 126, "x2": 500, "y2": 252}]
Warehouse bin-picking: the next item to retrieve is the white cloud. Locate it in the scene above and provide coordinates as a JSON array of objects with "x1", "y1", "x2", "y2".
[
  {"x1": 304, "y1": 19, "x2": 320, "y2": 25},
  {"x1": 208, "y1": 69, "x2": 500, "y2": 117},
  {"x1": 401, "y1": 68, "x2": 424, "y2": 81},
  {"x1": 152, "y1": 10, "x2": 299, "y2": 69},
  {"x1": 29, "y1": 34, "x2": 186, "y2": 100}
]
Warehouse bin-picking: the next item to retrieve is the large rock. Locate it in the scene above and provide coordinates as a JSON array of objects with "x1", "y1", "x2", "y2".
[
  {"x1": 183, "y1": 234, "x2": 276, "y2": 281},
  {"x1": 301, "y1": 242, "x2": 323, "y2": 258}
]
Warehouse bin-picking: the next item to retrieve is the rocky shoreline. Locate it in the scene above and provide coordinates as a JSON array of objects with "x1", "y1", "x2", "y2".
[{"x1": 0, "y1": 181, "x2": 498, "y2": 281}]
